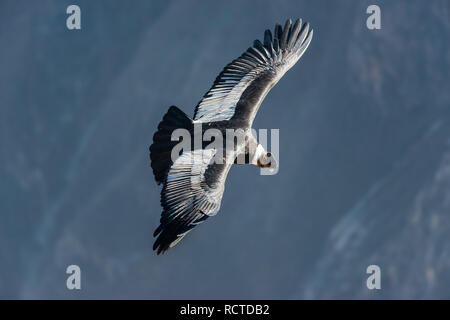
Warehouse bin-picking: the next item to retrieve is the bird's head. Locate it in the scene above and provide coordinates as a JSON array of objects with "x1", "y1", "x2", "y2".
[{"x1": 257, "y1": 151, "x2": 277, "y2": 172}]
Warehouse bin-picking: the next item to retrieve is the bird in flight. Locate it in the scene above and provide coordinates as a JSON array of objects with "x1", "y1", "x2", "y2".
[{"x1": 149, "y1": 18, "x2": 313, "y2": 254}]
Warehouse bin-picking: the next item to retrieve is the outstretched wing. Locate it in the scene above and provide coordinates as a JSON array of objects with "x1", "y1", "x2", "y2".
[
  {"x1": 193, "y1": 18, "x2": 313, "y2": 126},
  {"x1": 153, "y1": 149, "x2": 232, "y2": 254}
]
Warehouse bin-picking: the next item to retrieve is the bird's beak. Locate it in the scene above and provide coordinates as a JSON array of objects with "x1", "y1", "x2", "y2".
[{"x1": 269, "y1": 156, "x2": 278, "y2": 173}]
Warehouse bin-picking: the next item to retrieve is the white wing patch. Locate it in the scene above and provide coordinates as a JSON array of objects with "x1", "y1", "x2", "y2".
[{"x1": 163, "y1": 148, "x2": 224, "y2": 219}]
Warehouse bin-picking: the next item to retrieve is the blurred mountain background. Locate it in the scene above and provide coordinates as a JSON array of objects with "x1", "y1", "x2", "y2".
[{"x1": 0, "y1": 0, "x2": 449, "y2": 299}]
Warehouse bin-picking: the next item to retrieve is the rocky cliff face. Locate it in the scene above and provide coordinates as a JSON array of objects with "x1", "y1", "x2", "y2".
[{"x1": 0, "y1": 0, "x2": 448, "y2": 298}]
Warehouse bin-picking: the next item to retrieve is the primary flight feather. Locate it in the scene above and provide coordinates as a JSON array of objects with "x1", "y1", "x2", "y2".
[{"x1": 149, "y1": 18, "x2": 313, "y2": 254}]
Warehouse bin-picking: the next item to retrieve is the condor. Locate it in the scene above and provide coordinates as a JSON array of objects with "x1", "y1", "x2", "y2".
[{"x1": 149, "y1": 18, "x2": 313, "y2": 254}]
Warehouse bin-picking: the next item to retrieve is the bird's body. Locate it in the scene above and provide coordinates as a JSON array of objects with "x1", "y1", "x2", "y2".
[{"x1": 149, "y1": 18, "x2": 313, "y2": 254}]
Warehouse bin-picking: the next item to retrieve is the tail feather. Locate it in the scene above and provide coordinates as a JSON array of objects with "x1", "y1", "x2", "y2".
[{"x1": 149, "y1": 106, "x2": 193, "y2": 185}]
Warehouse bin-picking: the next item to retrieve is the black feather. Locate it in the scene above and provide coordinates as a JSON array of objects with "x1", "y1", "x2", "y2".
[{"x1": 149, "y1": 106, "x2": 193, "y2": 185}]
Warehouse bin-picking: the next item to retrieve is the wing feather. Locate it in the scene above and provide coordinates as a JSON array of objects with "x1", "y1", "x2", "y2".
[
  {"x1": 153, "y1": 149, "x2": 231, "y2": 254},
  {"x1": 193, "y1": 18, "x2": 313, "y2": 125}
]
